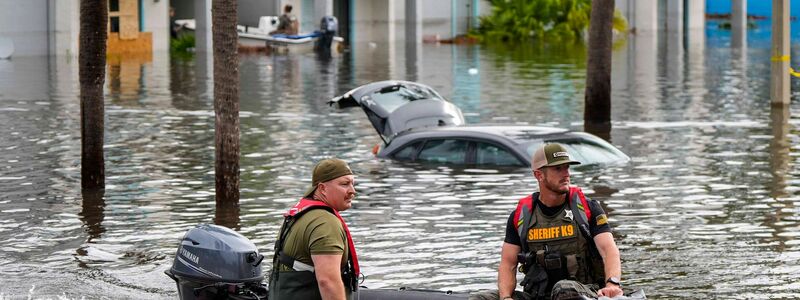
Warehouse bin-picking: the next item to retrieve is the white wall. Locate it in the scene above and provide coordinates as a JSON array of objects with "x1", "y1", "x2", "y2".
[
  {"x1": 421, "y1": 0, "x2": 452, "y2": 39},
  {"x1": 0, "y1": 0, "x2": 49, "y2": 57},
  {"x1": 352, "y1": 0, "x2": 397, "y2": 44},
  {"x1": 144, "y1": 0, "x2": 170, "y2": 51},
  {"x1": 418, "y1": 0, "x2": 488, "y2": 40}
]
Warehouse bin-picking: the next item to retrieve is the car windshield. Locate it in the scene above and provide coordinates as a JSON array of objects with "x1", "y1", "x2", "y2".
[
  {"x1": 366, "y1": 84, "x2": 444, "y2": 113},
  {"x1": 523, "y1": 140, "x2": 628, "y2": 166}
]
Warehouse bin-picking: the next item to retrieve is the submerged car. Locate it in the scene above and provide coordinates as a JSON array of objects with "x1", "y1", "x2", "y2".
[{"x1": 329, "y1": 80, "x2": 629, "y2": 167}]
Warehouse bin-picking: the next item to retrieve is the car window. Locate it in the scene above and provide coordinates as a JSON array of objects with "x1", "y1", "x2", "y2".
[
  {"x1": 475, "y1": 142, "x2": 523, "y2": 166},
  {"x1": 368, "y1": 85, "x2": 444, "y2": 113},
  {"x1": 559, "y1": 142, "x2": 626, "y2": 165},
  {"x1": 417, "y1": 139, "x2": 468, "y2": 164},
  {"x1": 392, "y1": 142, "x2": 421, "y2": 161},
  {"x1": 524, "y1": 140, "x2": 627, "y2": 165}
]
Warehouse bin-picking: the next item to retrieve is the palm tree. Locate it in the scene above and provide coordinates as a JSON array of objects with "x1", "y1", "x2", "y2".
[
  {"x1": 584, "y1": 0, "x2": 614, "y2": 140},
  {"x1": 79, "y1": 0, "x2": 107, "y2": 190},
  {"x1": 212, "y1": 0, "x2": 240, "y2": 204}
]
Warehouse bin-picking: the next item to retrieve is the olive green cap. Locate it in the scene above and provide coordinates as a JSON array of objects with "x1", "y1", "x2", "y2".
[
  {"x1": 304, "y1": 158, "x2": 354, "y2": 198},
  {"x1": 531, "y1": 143, "x2": 581, "y2": 170}
]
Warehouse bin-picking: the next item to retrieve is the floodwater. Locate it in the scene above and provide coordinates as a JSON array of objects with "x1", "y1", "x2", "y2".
[{"x1": 2, "y1": 24, "x2": 800, "y2": 299}]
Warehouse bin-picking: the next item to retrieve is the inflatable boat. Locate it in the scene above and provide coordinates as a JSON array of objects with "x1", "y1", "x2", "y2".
[
  {"x1": 165, "y1": 224, "x2": 467, "y2": 299},
  {"x1": 165, "y1": 224, "x2": 643, "y2": 300}
]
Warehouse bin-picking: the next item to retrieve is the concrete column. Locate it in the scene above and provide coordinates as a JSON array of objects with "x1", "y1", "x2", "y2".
[
  {"x1": 771, "y1": 0, "x2": 790, "y2": 106},
  {"x1": 405, "y1": 0, "x2": 421, "y2": 44},
  {"x1": 314, "y1": 0, "x2": 333, "y2": 23},
  {"x1": 405, "y1": 0, "x2": 421, "y2": 81},
  {"x1": 619, "y1": 0, "x2": 658, "y2": 33},
  {"x1": 48, "y1": 0, "x2": 79, "y2": 57},
  {"x1": 769, "y1": 105, "x2": 791, "y2": 198},
  {"x1": 732, "y1": 0, "x2": 747, "y2": 48},
  {"x1": 471, "y1": 0, "x2": 479, "y2": 30},
  {"x1": 666, "y1": 0, "x2": 683, "y2": 32},
  {"x1": 685, "y1": 0, "x2": 705, "y2": 80},
  {"x1": 451, "y1": 0, "x2": 457, "y2": 39},
  {"x1": 144, "y1": 0, "x2": 169, "y2": 52},
  {"x1": 623, "y1": 33, "x2": 658, "y2": 120},
  {"x1": 195, "y1": 0, "x2": 212, "y2": 53},
  {"x1": 145, "y1": 51, "x2": 171, "y2": 108},
  {"x1": 685, "y1": 0, "x2": 705, "y2": 31}
]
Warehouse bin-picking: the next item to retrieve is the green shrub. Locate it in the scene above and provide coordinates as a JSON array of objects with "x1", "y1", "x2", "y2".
[
  {"x1": 170, "y1": 34, "x2": 195, "y2": 53},
  {"x1": 475, "y1": 0, "x2": 627, "y2": 43}
]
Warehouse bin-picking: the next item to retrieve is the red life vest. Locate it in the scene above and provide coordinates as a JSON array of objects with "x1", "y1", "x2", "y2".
[
  {"x1": 513, "y1": 186, "x2": 591, "y2": 235},
  {"x1": 285, "y1": 198, "x2": 360, "y2": 277}
]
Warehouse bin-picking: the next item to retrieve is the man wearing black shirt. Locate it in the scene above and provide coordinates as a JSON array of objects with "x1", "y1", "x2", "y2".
[{"x1": 474, "y1": 143, "x2": 623, "y2": 300}]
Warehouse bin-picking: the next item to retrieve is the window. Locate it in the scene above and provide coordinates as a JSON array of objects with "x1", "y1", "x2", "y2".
[
  {"x1": 524, "y1": 140, "x2": 628, "y2": 166},
  {"x1": 417, "y1": 139, "x2": 468, "y2": 164},
  {"x1": 475, "y1": 142, "x2": 522, "y2": 166},
  {"x1": 559, "y1": 142, "x2": 626, "y2": 165},
  {"x1": 109, "y1": 0, "x2": 119, "y2": 12},
  {"x1": 110, "y1": 17, "x2": 120, "y2": 33},
  {"x1": 367, "y1": 84, "x2": 444, "y2": 113},
  {"x1": 391, "y1": 142, "x2": 421, "y2": 161}
]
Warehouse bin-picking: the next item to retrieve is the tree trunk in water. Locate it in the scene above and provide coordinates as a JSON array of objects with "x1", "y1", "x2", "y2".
[
  {"x1": 215, "y1": 202, "x2": 241, "y2": 230},
  {"x1": 584, "y1": 0, "x2": 614, "y2": 141},
  {"x1": 212, "y1": 0, "x2": 240, "y2": 204},
  {"x1": 79, "y1": 0, "x2": 107, "y2": 190}
]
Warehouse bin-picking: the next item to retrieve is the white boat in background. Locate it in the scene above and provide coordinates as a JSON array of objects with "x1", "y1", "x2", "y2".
[{"x1": 174, "y1": 16, "x2": 343, "y2": 53}]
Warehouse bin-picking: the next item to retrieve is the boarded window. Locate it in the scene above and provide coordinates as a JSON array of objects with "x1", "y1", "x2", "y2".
[
  {"x1": 110, "y1": 16, "x2": 120, "y2": 33},
  {"x1": 109, "y1": 0, "x2": 119, "y2": 12}
]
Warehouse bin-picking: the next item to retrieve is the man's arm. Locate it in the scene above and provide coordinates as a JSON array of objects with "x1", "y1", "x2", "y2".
[
  {"x1": 593, "y1": 232, "x2": 623, "y2": 297},
  {"x1": 311, "y1": 254, "x2": 346, "y2": 300},
  {"x1": 498, "y1": 242, "x2": 521, "y2": 299}
]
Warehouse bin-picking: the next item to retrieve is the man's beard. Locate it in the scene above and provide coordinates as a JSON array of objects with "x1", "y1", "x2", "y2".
[{"x1": 544, "y1": 178, "x2": 569, "y2": 194}]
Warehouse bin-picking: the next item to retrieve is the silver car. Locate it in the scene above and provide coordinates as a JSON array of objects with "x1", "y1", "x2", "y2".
[{"x1": 329, "y1": 80, "x2": 629, "y2": 167}]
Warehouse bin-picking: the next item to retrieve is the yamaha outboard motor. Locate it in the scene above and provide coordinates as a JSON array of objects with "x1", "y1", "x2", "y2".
[
  {"x1": 315, "y1": 15, "x2": 338, "y2": 55},
  {"x1": 166, "y1": 224, "x2": 268, "y2": 300}
]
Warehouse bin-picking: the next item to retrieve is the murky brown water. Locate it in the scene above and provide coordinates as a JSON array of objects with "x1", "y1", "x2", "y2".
[{"x1": 1, "y1": 30, "x2": 799, "y2": 299}]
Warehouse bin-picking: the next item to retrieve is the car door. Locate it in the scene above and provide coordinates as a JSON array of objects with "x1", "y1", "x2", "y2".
[
  {"x1": 472, "y1": 141, "x2": 525, "y2": 166},
  {"x1": 415, "y1": 139, "x2": 470, "y2": 165}
]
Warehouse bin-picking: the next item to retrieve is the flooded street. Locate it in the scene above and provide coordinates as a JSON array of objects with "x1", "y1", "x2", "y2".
[{"x1": 2, "y1": 25, "x2": 800, "y2": 299}]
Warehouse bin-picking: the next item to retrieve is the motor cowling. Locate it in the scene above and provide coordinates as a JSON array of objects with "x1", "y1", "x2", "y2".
[
  {"x1": 166, "y1": 224, "x2": 267, "y2": 300},
  {"x1": 320, "y1": 16, "x2": 338, "y2": 34}
]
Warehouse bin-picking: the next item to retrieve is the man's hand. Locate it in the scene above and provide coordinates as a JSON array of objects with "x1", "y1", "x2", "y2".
[{"x1": 597, "y1": 284, "x2": 623, "y2": 298}]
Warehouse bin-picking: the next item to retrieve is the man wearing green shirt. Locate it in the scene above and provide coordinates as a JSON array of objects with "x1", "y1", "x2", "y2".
[{"x1": 269, "y1": 158, "x2": 360, "y2": 300}]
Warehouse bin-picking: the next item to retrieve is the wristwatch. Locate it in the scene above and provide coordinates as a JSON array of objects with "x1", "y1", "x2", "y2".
[{"x1": 606, "y1": 276, "x2": 621, "y2": 287}]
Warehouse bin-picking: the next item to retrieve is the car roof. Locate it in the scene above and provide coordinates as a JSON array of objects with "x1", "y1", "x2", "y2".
[
  {"x1": 394, "y1": 125, "x2": 572, "y2": 143},
  {"x1": 382, "y1": 124, "x2": 628, "y2": 167}
]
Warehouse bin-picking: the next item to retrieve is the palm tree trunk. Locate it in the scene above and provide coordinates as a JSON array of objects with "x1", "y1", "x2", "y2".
[
  {"x1": 212, "y1": 0, "x2": 240, "y2": 204},
  {"x1": 584, "y1": 0, "x2": 614, "y2": 140},
  {"x1": 79, "y1": 0, "x2": 107, "y2": 190}
]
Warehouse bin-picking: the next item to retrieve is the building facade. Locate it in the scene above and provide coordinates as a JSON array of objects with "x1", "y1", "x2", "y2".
[{"x1": 0, "y1": 0, "x2": 169, "y2": 58}]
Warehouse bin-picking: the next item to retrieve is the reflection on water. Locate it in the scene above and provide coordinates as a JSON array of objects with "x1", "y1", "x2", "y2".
[{"x1": 1, "y1": 29, "x2": 800, "y2": 299}]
